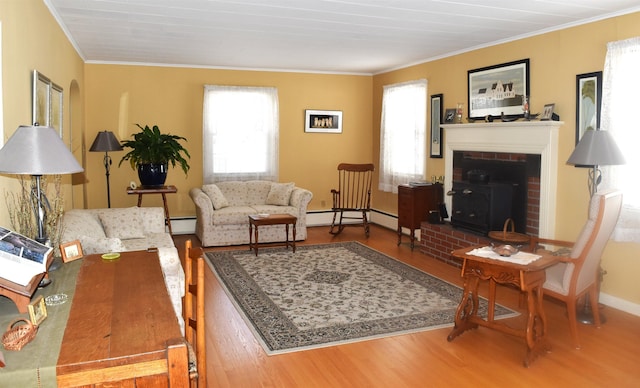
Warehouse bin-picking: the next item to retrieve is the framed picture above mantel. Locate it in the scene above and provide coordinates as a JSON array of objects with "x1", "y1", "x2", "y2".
[{"x1": 467, "y1": 59, "x2": 530, "y2": 120}]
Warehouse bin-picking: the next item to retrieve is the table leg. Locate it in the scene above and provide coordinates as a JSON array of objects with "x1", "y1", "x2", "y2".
[
  {"x1": 253, "y1": 224, "x2": 259, "y2": 256},
  {"x1": 285, "y1": 223, "x2": 290, "y2": 251},
  {"x1": 137, "y1": 194, "x2": 143, "y2": 207},
  {"x1": 160, "y1": 193, "x2": 173, "y2": 235},
  {"x1": 292, "y1": 222, "x2": 296, "y2": 253},
  {"x1": 397, "y1": 227, "x2": 402, "y2": 246},
  {"x1": 488, "y1": 278, "x2": 497, "y2": 322},
  {"x1": 523, "y1": 281, "x2": 551, "y2": 367},
  {"x1": 447, "y1": 274, "x2": 480, "y2": 342}
]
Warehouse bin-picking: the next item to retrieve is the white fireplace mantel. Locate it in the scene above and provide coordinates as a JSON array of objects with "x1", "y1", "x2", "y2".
[{"x1": 442, "y1": 120, "x2": 564, "y2": 238}]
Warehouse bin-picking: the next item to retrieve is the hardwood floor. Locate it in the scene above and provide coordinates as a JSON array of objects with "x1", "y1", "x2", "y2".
[{"x1": 174, "y1": 225, "x2": 640, "y2": 387}]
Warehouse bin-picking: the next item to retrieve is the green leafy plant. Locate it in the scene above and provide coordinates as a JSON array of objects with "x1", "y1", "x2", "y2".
[{"x1": 119, "y1": 124, "x2": 191, "y2": 175}]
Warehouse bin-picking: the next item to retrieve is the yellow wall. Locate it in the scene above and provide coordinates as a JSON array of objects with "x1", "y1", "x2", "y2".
[
  {"x1": 372, "y1": 12, "x2": 640, "y2": 305},
  {"x1": 84, "y1": 65, "x2": 372, "y2": 214},
  {"x1": 0, "y1": 0, "x2": 85, "y2": 222},
  {"x1": 2, "y1": 2, "x2": 639, "y2": 306}
]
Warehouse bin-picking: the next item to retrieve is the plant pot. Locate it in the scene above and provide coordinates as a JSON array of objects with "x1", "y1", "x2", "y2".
[{"x1": 137, "y1": 162, "x2": 168, "y2": 187}]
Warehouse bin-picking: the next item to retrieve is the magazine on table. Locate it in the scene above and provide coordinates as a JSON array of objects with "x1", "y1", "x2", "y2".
[{"x1": 0, "y1": 226, "x2": 52, "y2": 286}]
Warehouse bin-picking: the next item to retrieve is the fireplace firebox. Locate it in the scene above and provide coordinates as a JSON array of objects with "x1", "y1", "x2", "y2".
[{"x1": 448, "y1": 151, "x2": 540, "y2": 235}]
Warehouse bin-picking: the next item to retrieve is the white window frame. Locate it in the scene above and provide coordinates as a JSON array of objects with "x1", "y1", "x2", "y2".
[
  {"x1": 203, "y1": 85, "x2": 279, "y2": 183},
  {"x1": 378, "y1": 79, "x2": 427, "y2": 193}
]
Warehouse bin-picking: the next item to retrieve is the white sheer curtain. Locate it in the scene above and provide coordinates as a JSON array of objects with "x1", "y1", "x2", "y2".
[
  {"x1": 203, "y1": 85, "x2": 279, "y2": 183},
  {"x1": 378, "y1": 79, "x2": 427, "y2": 193},
  {"x1": 600, "y1": 37, "x2": 640, "y2": 242}
]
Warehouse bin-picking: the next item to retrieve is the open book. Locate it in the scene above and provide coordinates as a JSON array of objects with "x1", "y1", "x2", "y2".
[{"x1": 0, "y1": 226, "x2": 52, "y2": 286}]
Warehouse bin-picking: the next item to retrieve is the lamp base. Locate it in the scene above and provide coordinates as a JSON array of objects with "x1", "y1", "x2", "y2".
[{"x1": 577, "y1": 304, "x2": 607, "y2": 325}]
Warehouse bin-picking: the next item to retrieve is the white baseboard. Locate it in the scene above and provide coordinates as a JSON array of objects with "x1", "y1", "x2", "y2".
[{"x1": 170, "y1": 211, "x2": 640, "y2": 317}]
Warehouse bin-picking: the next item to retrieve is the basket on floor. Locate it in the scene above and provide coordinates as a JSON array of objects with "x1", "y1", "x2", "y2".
[
  {"x1": 488, "y1": 218, "x2": 530, "y2": 245},
  {"x1": 2, "y1": 318, "x2": 38, "y2": 351}
]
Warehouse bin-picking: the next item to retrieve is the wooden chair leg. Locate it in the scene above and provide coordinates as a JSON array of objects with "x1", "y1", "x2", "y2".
[{"x1": 566, "y1": 298, "x2": 581, "y2": 349}]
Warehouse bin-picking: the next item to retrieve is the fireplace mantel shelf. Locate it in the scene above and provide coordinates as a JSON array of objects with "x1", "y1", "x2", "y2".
[
  {"x1": 443, "y1": 120, "x2": 564, "y2": 238},
  {"x1": 442, "y1": 120, "x2": 563, "y2": 129}
]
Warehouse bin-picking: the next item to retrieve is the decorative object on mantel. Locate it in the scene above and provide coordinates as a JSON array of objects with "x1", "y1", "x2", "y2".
[
  {"x1": 541, "y1": 103, "x2": 560, "y2": 121},
  {"x1": 456, "y1": 102, "x2": 464, "y2": 124},
  {"x1": 468, "y1": 58, "x2": 530, "y2": 120},
  {"x1": 444, "y1": 108, "x2": 456, "y2": 123}
]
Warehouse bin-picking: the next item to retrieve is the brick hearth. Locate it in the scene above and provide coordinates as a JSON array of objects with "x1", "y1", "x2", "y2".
[{"x1": 420, "y1": 222, "x2": 491, "y2": 267}]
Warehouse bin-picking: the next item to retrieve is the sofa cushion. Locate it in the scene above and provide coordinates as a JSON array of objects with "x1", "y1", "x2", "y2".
[
  {"x1": 245, "y1": 181, "x2": 273, "y2": 205},
  {"x1": 62, "y1": 210, "x2": 106, "y2": 241},
  {"x1": 79, "y1": 235, "x2": 126, "y2": 255},
  {"x1": 211, "y1": 206, "x2": 258, "y2": 225},
  {"x1": 202, "y1": 184, "x2": 230, "y2": 210},
  {"x1": 99, "y1": 207, "x2": 146, "y2": 240},
  {"x1": 266, "y1": 182, "x2": 294, "y2": 206},
  {"x1": 217, "y1": 181, "x2": 249, "y2": 207}
]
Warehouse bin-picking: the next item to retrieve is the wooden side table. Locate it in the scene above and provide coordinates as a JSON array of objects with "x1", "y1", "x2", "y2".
[
  {"x1": 127, "y1": 185, "x2": 177, "y2": 234},
  {"x1": 447, "y1": 245, "x2": 559, "y2": 367},
  {"x1": 397, "y1": 183, "x2": 443, "y2": 249},
  {"x1": 248, "y1": 214, "x2": 297, "y2": 256}
]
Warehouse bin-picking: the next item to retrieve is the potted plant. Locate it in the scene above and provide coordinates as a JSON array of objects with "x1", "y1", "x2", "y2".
[{"x1": 119, "y1": 124, "x2": 190, "y2": 187}]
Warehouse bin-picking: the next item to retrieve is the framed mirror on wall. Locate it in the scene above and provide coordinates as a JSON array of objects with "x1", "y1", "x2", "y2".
[
  {"x1": 430, "y1": 94, "x2": 443, "y2": 158},
  {"x1": 32, "y1": 70, "x2": 63, "y2": 137}
]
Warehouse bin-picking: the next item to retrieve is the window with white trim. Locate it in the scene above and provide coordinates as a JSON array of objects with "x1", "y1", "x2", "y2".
[
  {"x1": 203, "y1": 85, "x2": 279, "y2": 183},
  {"x1": 378, "y1": 79, "x2": 427, "y2": 193}
]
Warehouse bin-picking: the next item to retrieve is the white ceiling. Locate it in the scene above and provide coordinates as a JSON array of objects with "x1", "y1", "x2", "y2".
[{"x1": 45, "y1": 0, "x2": 640, "y2": 75}]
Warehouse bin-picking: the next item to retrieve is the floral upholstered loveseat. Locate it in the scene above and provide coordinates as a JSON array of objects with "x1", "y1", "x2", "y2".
[
  {"x1": 189, "y1": 180, "x2": 313, "y2": 247},
  {"x1": 61, "y1": 207, "x2": 184, "y2": 331}
]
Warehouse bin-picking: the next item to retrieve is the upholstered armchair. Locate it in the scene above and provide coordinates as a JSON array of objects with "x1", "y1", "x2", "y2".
[{"x1": 531, "y1": 189, "x2": 623, "y2": 349}]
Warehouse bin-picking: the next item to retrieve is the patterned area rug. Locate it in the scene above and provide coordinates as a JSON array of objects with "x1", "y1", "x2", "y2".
[{"x1": 205, "y1": 242, "x2": 517, "y2": 355}]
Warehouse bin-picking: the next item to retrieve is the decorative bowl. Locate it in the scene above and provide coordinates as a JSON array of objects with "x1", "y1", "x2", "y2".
[{"x1": 492, "y1": 244, "x2": 520, "y2": 257}]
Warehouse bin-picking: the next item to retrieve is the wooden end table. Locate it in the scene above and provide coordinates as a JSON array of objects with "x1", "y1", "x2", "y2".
[
  {"x1": 447, "y1": 245, "x2": 559, "y2": 367},
  {"x1": 126, "y1": 185, "x2": 177, "y2": 234},
  {"x1": 248, "y1": 214, "x2": 297, "y2": 256}
]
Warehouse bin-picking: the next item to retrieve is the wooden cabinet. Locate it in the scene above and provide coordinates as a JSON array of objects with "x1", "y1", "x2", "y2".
[{"x1": 397, "y1": 184, "x2": 443, "y2": 249}]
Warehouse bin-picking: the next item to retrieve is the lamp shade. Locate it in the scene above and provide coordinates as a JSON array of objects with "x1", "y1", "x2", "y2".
[
  {"x1": 566, "y1": 130, "x2": 626, "y2": 166},
  {"x1": 0, "y1": 125, "x2": 83, "y2": 175},
  {"x1": 89, "y1": 130, "x2": 123, "y2": 152}
]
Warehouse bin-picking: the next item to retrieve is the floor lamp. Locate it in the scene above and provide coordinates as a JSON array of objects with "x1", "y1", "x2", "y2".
[
  {"x1": 566, "y1": 129, "x2": 625, "y2": 324},
  {"x1": 89, "y1": 131, "x2": 123, "y2": 208}
]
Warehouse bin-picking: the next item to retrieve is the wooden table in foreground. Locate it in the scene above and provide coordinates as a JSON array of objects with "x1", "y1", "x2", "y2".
[
  {"x1": 56, "y1": 250, "x2": 188, "y2": 387},
  {"x1": 447, "y1": 245, "x2": 559, "y2": 367},
  {"x1": 248, "y1": 214, "x2": 297, "y2": 256},
  {"x1": 127, "y1": 185, "x2": 177, "y2": 234}
]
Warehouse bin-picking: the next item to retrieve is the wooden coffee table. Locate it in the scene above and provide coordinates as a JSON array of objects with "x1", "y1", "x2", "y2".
[{"x1": 248, "y1": 214, "x2": 297, "y2": 256}]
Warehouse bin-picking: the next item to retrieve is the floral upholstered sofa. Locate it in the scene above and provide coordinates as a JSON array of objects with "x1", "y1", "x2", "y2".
[
  {"x1": 189, "y1": 180, "x2": 313, "y2": 247},
  {"x1": 61, "y1": 206, "x2": 184, "y2": 331}
]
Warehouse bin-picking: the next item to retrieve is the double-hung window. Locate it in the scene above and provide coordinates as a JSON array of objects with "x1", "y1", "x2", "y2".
[
  {"x1": 601, "y1": 37, "x2": 640, "y2": 242},
  {"x1": 203, "y1": 85, "x2": 279, "y2": 183},
  {"x1": 378, "y1": 79, "x2": 427, "y2": 193}
]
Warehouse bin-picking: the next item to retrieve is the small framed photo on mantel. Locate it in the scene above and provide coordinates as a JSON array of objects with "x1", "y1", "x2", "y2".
[{"x1": 304, "y1": 109, "x2": 343, "y2": 133}]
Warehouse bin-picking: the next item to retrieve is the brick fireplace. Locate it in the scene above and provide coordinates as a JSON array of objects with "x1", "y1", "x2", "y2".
[{"x1": 420, "y1": 121, "x2": 563, "y2": 266}]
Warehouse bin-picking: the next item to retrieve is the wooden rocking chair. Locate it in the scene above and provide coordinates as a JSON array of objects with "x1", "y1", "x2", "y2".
[{"x1": 330, "y1": 163, "x2": 374, "y2": 237}]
